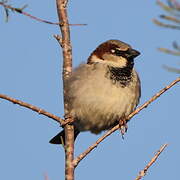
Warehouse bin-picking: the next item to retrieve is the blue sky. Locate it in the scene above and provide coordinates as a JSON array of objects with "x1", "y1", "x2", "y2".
[{"x1": 0, "y1": 0, "x2": 180, "y2": 180}]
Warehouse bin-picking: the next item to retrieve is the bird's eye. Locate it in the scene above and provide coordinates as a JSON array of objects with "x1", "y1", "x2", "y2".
[
  {"x1": 110, "y1": 49, "x2": 116, "y2": 53},
  {"x1": 111, "y1": 49, "x2": 124, "y2": 56}
]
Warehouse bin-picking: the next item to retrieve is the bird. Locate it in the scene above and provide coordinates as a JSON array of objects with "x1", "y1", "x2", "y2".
[{"x1": 49, "y1": 39, "x2": 141, "y2": 145}]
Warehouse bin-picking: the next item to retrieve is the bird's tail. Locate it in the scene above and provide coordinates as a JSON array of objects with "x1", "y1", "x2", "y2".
[{"x1": 49, "y1": 128, "x2": 80, "y2": 145}]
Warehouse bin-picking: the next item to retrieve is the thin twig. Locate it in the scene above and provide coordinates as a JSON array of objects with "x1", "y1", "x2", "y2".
[
  {"x1": 157, "y1": 0, "x2": 176, "y2": 13},
  {"x1": 157, "y1": 0, "x2": 173, "y2": 12},
  {"x1": 54, "y1": 34, "x2": 63, "y2": 47},
  {"x1": 135, "y1": 144, "x2": 168, "y2": 180},
  {"x1": 158, "y1": 47, "x2": 180, "y2": 56},
  {"x1": 0, "y1": 2, "x2": 86, "y2": 26},
  {"x1": 0, "y1": 94, "x2": 65, "y2": 124},
  {"x1": 153, "y1": 19, "x2": 180, "y2": 30},
  {"x1": 73, "y1": 77, "x2": 180, "y2": 167},
  {"x1": 160, "y1": 15, "x2": 180, "y2": 23},
  {"x1": 168, "y1": 0, "x2": 180, "y2": 11},
  {"x1": 157, "y1": 0, "x2": 180, "y2": 16},
  {"x1": 163, "y1": 65, "x2": 180, "y2": 74}
]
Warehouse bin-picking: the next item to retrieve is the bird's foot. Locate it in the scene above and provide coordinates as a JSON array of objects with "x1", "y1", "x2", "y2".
[
  {"x1": 62, "y1": 114, "x2": 74, "y2": 127},
  {"x1": 119, "y1": 117, "x2": 128, "y2": 139}
]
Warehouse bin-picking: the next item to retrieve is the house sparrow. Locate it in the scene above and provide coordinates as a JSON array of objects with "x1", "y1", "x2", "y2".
[{"x1": 50, "y1": 39, "x2": 141, "y2": 144}]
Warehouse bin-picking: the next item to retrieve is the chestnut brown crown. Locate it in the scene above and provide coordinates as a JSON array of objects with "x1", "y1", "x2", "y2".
[{"x1": 87, "y1": 40, "x2": 140, "y2": 67}]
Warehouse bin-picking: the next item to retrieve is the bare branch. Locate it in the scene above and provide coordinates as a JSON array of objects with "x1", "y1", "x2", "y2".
[
  {"x1": 163, "y1": 65, "x2": 180, "y2": 74},
  {"x1": 135, "y1": 144, "x2": 168, "y2": 180},
  {"x1": 160, "y1": 14, "x2": 180, "y2": 23},
  {"x1": 0, "y1": 1, "x2": 86, "y2": 26},
  {"x1": 157, "y1": 0, "x2": 174, "y2": 12},
  {"x1": 157, "y1": 0, "x2": 180, "y2": 15},
  {"x1": 73, "y1": 77, "x2": 180, "y2": 167},
  {"x1": 168, "y1": 0, "x2": 180, "y2": 11},
  {"x1": 0, "y1": 94, "x2": 65, "y2": 124},
  {"x1": 127, "y1": 77, "x2": 179, "y2": 120},
  {"x1": 154, "y1": 1, "x2": 180, "y2": 73},
  {"x1": 153, "y1": 19, "x2": 180, "y2": 30},
  {"x1": 158, "y1": 47, "x2": 180, "y2": 56},
  {"x1": 54, "y1": 34, "x2": 63, "y2": 47},
  {"x1": 56, "y1": 0, "x2": 74, "y2": 180}
]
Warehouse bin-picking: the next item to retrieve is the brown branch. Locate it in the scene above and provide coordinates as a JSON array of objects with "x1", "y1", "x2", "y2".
[
  {"x1": 73, "y1": 77, "x2": 180, "y2": 167},
  {"x1": 167, "y1": 0, "x2": 180, "y2": 11},
  {"x1": 163, "y1": 65, "x2": 180, "y2": 74},
  {"x1": 135, "y1": 144, "x2": 168, "y2": 180},
  {"x1": 0, "y1": 94, "x2": 65, "y2": 124},
  {"x1": 54, "y1": 34, "x2": 63, "y2": 47},
  {"x1": 0, "y1": 2, "x2": 86, "y2": 26},
  {"x1": 160, "y1": 15, "x2": 180, "y2": 24},
  {"x1": 157, "y1": 0, "x2": 174, "y2": 12},
  {"x1": 56, "y1": 0, "x2": 74, "y2": 180},
  {"x1": 158, "y1": 47, "x2": 180, "y2": 56},
  {"x1": 153, "y1": 19, "x2": 180, "y2": 30}
]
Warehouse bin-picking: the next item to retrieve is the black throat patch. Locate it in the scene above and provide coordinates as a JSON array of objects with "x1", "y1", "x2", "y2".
[{"x1": 107, "y1": 61, "x2": 134, "y2": 87}]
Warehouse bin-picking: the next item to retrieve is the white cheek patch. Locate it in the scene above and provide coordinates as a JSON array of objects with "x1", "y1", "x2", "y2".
[
  {"x1": 102, "y1": 53, "x2": 127, "y2": 67},
  {"x1": 115, "y1": 56, "x2": 127, "y2": 67},
  {"x1": 90, "y1": 55, "x2": 104, "y2": 63},
  {"x1": 89, "y1": 54, "x2": 127, "y2": 68}
]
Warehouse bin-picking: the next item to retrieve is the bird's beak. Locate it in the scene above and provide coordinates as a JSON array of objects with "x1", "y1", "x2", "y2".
[{"x1": 129, "y1": 49, "x2": 140, "y2": 58}]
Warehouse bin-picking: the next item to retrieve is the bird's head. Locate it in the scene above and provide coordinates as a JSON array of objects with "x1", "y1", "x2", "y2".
[{"x1": 87, "y1": 40, "x2": 140, "y2": 68}]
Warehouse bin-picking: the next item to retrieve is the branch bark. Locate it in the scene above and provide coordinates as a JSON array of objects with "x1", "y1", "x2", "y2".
[
  {"x1": 0, "y1": 2, "x2": 86, "y2": 26},
  {"x1": 153, "y1": 19, "x2": 180, "y2": 30},
  {"x1": 56, "y1": 0, "x2": 74, "y2": 180},
  {"x1": 135, "y1": 144, "x2": 168, "y2": 180},
  {"x1": 0, "y1": 94, "x2": 64, "y2": 124}
]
